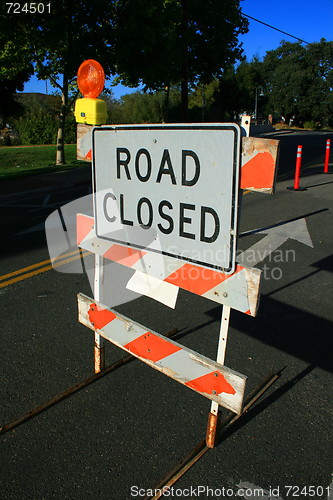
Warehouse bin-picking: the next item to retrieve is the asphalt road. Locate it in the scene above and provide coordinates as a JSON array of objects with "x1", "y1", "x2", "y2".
[{"x1": 0, "y1": 130, "x2": 332, "y2": 500}]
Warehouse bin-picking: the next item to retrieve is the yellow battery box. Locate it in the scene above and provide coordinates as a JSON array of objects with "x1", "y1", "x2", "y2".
[{"x1": 74, "y1": 97, "x2": 107, "y2": 125}]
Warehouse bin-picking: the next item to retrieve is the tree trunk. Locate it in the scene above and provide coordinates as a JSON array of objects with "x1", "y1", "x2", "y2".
[
  {"x1": 180, "y1": 0, "x2": 189, "y2": 122},
  {"x1": 0, "y1": 107, "x2": 5, "y2": 130},
  {"x1": 56, "y1": 78, "x2": 68, "y2": 165},
  {"x1": 163, "y1": 84, "x2": 170, "y2": 123},
  {"x1": 181, "y1": 77, "x2": 188, "y2": 122}
]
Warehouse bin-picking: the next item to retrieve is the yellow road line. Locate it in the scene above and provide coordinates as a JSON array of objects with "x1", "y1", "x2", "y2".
[
  {"x1": 0, "y1": 248, "x2": 82, "y2": 282},
  {"x1": 0, "y1": 250, "x2": 91, "y2": 289},
  {"x1": 0, "y1": 192, "x2": 252, "y2": 289}
]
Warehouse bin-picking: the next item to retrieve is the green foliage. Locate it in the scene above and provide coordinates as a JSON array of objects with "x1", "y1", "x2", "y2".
[
  {"x1": 6, "y1": 0, "x2": 117, "y2": 86},
  {"x1": 211, "y1": 57, "x2": 268, "y2": 121},
  {"x1": 15, "y1": 93, "x2": 61, "y2": 115},
  {"x1": 0, "y1": 65, "x2": 33, "y2": 128},
  {"x1": 114, "y1": 0, "x2": 248, "y2": 119},
  {"x1": 4, "y1": 0, "x2": 332, "y2": 135},
  {"x1": 1, "y1": 0, "x2": 117, "y2": 162},
  {"x1": 65, "y1": 112, "x2": 78, "y2": 144},
  {"x1": 104, "y1": 89, "x2": 182, "y2": 124},
  {"x1": 13, "y1": 111, "x2": 58, "y2": 145},
  {"x1": 0, "y1": 14, "x2": 34, "y2": 127},
  {"x1": 303, "y1": 121, "x2": 320, "y2": 130},
  {"x1": 8, "y1": 93, "x2": 77, "y2": 145},
  {"x1": 0, "y1": 41, "x2": 32, "y2": 81},
  {"x1": 12, "y1": 109, "x2": 77, "y2": 146},
  {"x1": 209, "y1": 40, "x2": 333, "y2": 127},
  {"x1": 111, "y1": 92, "x2": 165, "y2": 123},
  {"x1": 262, "y1": 39, "x2": 333, "y2": 126},
  {"x1": 263, "y1": 42, "x2": 308, "y2": 121},
  {"x1": 1, "y1": 0, "x2": 249, "y2": 148},
  {"x1": 189, "y1": 81, "x2": 219, "y2": 108}
]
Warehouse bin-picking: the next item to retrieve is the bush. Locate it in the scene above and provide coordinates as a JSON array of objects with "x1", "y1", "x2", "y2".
[
  {"x1": 12, "y1": 108, "x2": 77, "y2": 145},
  {"x1": 13, "y1": 111, "x2": 58, "y2": 144},
  {"x1": 303, "y1": 120, "x2": 321, "y2": 130}
]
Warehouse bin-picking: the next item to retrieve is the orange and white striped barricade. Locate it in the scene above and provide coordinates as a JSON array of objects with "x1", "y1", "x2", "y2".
[
  {"x1": 76, "y1": 213, "x2": 260, "y2": 444},
  {"x1": 76, "y1": 122, "x2": 279, "y2": 447},
  {"x1": 78, "y1": 293, "x2": 246, "y2": 414},
  {"x1": 77, "y1": 213, "x2": 261, "y2": 316},
  {"x1": 77, "y1": 124, "x2": 279, "y2": 194}
]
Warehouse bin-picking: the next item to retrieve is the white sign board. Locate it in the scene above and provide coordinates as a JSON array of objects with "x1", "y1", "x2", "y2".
[{"x1": 92, "y1": 124, "x2": 240, "y2": 274}]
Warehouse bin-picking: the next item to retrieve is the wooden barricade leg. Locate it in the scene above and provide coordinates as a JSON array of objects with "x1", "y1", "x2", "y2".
[
  {"x1": 206, "y1": 305, "x2": 231, "y2": 448},
  {"x1": 94, "y1": 254, "x2": 105, "y2": 373}
]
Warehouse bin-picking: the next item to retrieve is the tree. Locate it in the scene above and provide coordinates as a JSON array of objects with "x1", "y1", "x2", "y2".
[
  {"x1": 263, "y1": 42, "x2": 308, "y2": 123},
  {"x1": 110, "y1": 91, "x2": 165, "y2": 123},
  {"x1": 262, "y1": 39, "x2": 333, "y2": 126},
  {"x1": 0, "y1": 68, "x2": 33, "y2": 130},
  {"x1": 2, "y1": 0, "x2": 116, "y2": 163},
  {"x1": 210, "y1": 67, "x2": 241, "y2": 122},
  {"x1": 0, "y1": 28, "x2": 33, "y2": 128},
  {"x1": 205, "y1": 56, "x2": 267, "y2": 122},
  {"x1": 235, "y1": 57, "x2": 266, "y2": 115},
  {"x1": 113, "y1": 0, "x2": 248, "y2": 121},
  {"x1": 188, "y1": 80, "x2": 220, "y2": 121},
  {"x1": 305, "y1": 39, "x2": 333, "y2": 126},
  {"x1": 12, "y1": 93, "x2": 67, "y2": 145}
]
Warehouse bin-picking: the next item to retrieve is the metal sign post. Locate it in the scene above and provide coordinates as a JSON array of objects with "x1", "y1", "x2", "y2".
[
  {"x1": 206, "y1": 304, "x2": 231, "y2": 447},
  {"x1": 93, "y1": 254, "x2": 105, "y2": 373}
]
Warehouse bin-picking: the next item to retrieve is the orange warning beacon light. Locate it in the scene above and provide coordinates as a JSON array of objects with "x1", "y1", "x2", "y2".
[
  {"x1": 77, "y1": 59, "x2": 105, "y2": 98},
  {"x1": 74, "y1": 59, "x2": 107, "y2": 125}
]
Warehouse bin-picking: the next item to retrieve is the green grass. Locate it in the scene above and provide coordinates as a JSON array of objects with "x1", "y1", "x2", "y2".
[{"x1": 0, "y1": 144, "x2": 87, "y2": 180}]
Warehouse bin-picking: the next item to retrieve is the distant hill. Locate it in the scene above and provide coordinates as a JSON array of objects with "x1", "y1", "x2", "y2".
[{"x1": 15, "y1": 92, "x2": 61, "y2": 114}]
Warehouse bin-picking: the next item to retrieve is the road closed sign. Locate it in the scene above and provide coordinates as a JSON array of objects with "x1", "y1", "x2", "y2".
[{"x1": 92, "y1": 124, "x2": 240, "y2": 274}]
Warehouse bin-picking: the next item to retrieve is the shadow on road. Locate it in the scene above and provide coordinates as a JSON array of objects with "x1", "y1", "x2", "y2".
[
  {"x1": 204, "y1": 292, "x2": 333, "y2": 374},
  {"x1": 216, "y1": 364, "x2": 316, "y2": 446}
]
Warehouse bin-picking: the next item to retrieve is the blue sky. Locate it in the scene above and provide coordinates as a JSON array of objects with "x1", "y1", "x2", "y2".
[
  {"x1": 239, "y1": 0, "x2": 333, "y2": 59},
  {"x1": 20, "y1": 0, "x2": 333, "y2": 99}
]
